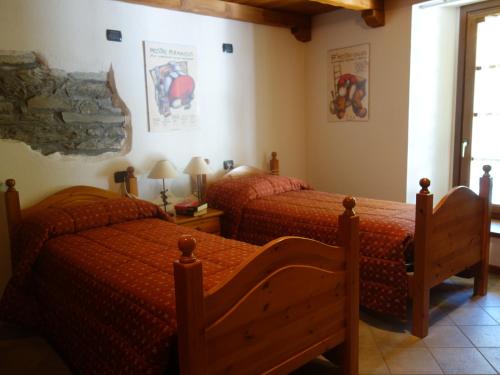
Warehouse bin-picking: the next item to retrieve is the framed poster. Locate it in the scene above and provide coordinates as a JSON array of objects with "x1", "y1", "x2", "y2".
[
  {"x1": 327, "y1": 44, "x2": 369, "y2": 122},
  {"x1": 144, "y1": 41, "x2": 198, "y2": 132}
]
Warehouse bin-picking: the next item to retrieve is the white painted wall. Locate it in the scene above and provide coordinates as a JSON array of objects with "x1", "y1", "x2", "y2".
[
  {"x1": 0, "y1": 0, "x2": 307, "y2": 292},
  {"x1": 305, "y1": 0, "x2": 412, "y2": 202},
  {"x1": 406, "y1": 5, "x2": 459, "y2": 204}
]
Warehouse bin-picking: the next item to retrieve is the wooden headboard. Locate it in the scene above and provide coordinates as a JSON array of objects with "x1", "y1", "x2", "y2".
[
  {"x1": 224, "y1": 151, "x2": 280, "y2": 178},
  {"x1": 4, "y1": 166, "x2": 138, "y2": 243}
]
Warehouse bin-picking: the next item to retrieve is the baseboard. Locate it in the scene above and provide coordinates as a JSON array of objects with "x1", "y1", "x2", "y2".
[{"x1": 489, "y1": 264, "x2": 500, "y2": 275}]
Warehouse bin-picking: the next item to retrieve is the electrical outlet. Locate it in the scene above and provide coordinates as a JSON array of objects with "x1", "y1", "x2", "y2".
[
  {"x1": 223, "y1": 160, "x2": 234, "y2": 170},
  {"x1": 114, "y1": 171, "x2": 128, "y2": 183},
  {"x1": 222, "y1": 43, "x2": 233, "y2": 53},
  {"x1": 106, "y1": 29, "x2": 122, "y2": 42}
]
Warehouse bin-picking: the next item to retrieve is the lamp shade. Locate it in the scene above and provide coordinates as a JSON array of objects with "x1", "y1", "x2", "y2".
[
  {"x1": 183, "y1": 156, "x2": 211, "y2": 175},
  {"x1": 148, "y1": 160, "x2": 179, "y2": 179}
]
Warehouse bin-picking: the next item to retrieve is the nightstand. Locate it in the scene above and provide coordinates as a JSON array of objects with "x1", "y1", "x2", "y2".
[{"x1": 174, "y1": 208, "x2": 223, "y2": 235}]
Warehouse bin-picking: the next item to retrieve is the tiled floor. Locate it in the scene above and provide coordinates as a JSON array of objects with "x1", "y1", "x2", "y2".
[
  {"x1": 2, "y1": 274, "x2": 500, "y2": 374},
  {"x1": 358, "y1": 273, "x2": 500, "y2": 375}
]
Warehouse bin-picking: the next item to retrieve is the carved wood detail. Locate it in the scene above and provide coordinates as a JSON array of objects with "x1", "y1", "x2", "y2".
[{"x1": 174, "y1": 198, "x2": 360, "y2": 374}]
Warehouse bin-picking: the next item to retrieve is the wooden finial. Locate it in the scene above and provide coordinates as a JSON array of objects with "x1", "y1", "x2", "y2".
[
  {"x1": 342, "y1": 196, "x2": 356, "y2": 217},
  {"x1": 270, "y1": 152, "x2": 279, "y2": 175},
  {"x1": 178, "y1": 235, "x2": 197, "y2": 264},
  {"x1": 419, "y1": 178, "x2": 431, "y2": 194},
  {"x1": 483, "y1": 165, "x2": 492, "y2": 176},
  {"x1": 126, "y1": 166, "x2": 135, "y2": 178},
  {"x1": 6, "y1": 179, "x2": 16, "y2": 191}
]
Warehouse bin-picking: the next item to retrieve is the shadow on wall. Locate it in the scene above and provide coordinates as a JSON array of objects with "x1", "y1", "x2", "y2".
[
  {"x1": 253, "y1": 27, "x2": 284, "y2": 172},
  {"x1": 252, "y1": 26, "x2": 306, "y2": 177},
  {"x1": 0, "y1": 190, "x2": 12, "y2": 295}
]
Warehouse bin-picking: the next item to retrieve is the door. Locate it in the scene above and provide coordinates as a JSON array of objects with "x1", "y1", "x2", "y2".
[{"x1": 456, "y1": 1, "x2": 500, "y2": 218}]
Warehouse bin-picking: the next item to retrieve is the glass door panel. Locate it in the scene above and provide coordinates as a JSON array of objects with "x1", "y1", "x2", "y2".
[{"x1": 468, "y1": 14, "x2": 500, "y2": 207}]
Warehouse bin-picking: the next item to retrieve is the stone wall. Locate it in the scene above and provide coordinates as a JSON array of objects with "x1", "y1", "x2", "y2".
[{"x1": 0, "y1": 51, "x2": 128, "y2": 155}]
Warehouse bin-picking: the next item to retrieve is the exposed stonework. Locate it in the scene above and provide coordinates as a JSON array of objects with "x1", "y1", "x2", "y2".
[{"x1": 0, "y1": 50, "x2": 129, "y2": 155}]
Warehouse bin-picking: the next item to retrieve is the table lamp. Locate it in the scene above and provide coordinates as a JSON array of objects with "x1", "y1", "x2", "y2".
[
  {"x1": 183, "y1": 156, "x2": 211, "y2": 203},
  {"x1": 148, "y1": 160, "x2": 179, "y2": 211}
]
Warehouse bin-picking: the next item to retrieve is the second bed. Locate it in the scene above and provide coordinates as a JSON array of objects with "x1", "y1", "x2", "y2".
[{"x1": 206, "y1": 154, "x2": 493, "y2": 337}]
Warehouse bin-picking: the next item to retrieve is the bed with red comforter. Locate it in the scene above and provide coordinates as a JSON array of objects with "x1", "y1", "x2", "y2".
[
  {"x1": 0, "y1": 198, "x2": 258, "y2": 374},
  {"x1": 207, "y1": 175, "x2": 415, "y2": 318}
]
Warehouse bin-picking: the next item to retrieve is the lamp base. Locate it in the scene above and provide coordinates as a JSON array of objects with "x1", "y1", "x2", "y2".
[
  {"x1": 160, "y1": 189, "x2": 169, "y2": 211},
  {"x1": 196, "y1": 174, "x2": 204, "y2": 203}
]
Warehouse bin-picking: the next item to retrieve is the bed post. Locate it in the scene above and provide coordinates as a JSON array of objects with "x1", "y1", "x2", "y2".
[
  {"x1": 4, "y1": 179, "x2": 21, "y2": 243},
  {"x1": 270, "y1": 151, "x2": 279, "y2": 175},
  {"x1": 338, "y1": 196, "x2": 359, "y2": 375},
  {"x1": 412, "y1": 178, "x2": 433, "y2": 338},
  {"x1": 324, "y1": 197, "x2": 359, "y2": 374},
  {"x1": 126, "y1": 167, "x2": 138, "y2": 197},
  {"x1": 475, "y1": 165, "x2": 492, "y2": 296},
  {"x1": 174, "y1": 235, "x2": 207, "y2": 375}
]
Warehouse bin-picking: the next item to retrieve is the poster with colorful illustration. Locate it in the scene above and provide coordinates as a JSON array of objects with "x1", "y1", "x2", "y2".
[
  {"x1": 144, "y1": 41, "x2": 198, "y2": 132},
  {"x1": 327, "y1": 44, "x2": 369, "y2": 122}
]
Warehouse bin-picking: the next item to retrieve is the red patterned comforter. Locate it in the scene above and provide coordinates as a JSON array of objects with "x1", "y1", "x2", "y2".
[
  {"x1": 0, "y1": 198, "x2": 258, "y2": 375},
  {"x1": 207, "y1": 175, "x2": 415, "y2": 318}
]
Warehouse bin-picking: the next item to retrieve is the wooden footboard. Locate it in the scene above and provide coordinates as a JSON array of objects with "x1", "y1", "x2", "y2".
[
  {"x1": 174, "y1": 197, "x2": 360, "y2": 375},
  {"x1": 411, "y1": 166, "x2": 493, "y2": 337}
]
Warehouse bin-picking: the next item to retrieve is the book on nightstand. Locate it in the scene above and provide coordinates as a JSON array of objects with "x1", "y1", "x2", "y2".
[
  {"x1": 189, "y1": 209, "x2": 208, "y2": 217},
  {"x1": 174, "y1": 201, "x2": 208, "y2": 216}
]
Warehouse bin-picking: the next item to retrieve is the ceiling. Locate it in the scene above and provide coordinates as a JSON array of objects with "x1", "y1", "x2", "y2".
[
  {"x1": 223, "y1": 0, "x2": 338, "y2": 16},
  {"x1": 117, "y1": 0, "x2": 385, "y2": 42}
]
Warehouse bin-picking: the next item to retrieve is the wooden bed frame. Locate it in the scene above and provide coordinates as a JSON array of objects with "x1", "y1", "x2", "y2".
[
  {"x1": 225, "y1": 152, "x2": 493, "y2": 338},
  {"x1": 3, "y1": 176, "x2": 360, "y2": 374}
]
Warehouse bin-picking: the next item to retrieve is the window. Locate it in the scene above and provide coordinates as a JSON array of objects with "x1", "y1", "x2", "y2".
[{"x1": 455, "y1": 0, "x2": 500, "y2": 218}]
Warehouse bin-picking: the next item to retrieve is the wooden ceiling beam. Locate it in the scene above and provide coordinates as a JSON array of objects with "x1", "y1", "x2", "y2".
[
  {"x1": 361, "y1": 8, "x2": 385, "y2": 27},
  {"x1": 116, "y1": 0, "x2": 312, "y2": 42},
  {"x1": 307, "y1": 0, "x2": 383, "y2": 11},
  {"x1": 309, "y1": 0, "x2": 384, "y2": 27}
]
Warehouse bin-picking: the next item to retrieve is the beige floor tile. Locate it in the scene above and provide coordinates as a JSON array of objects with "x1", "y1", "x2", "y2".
[
  {"x1": 478, "y1": 348, "x2": 500, "y2": 373},
  {"x1": 361, "y1": 311, "x2": 410, "y2": 332},
  {"x1": 448, "y1": 307, "x2": 498, "y2": 326},
  {"x1": 484, "y1": 307, "x2": 500, "y2": 324},
  {"x1": 407, "y1": 305, "x2": 455, "y2": 328},
  {"x1": 360, "y1": 320, "x2": 378, "y2": 348},
  {"x1": 370, "y1": 325, "x2": 425, "y2": 348},
  {"x1": 477, "y1": 288, "x2": 500, "y2": 307},
  {"x1": 430, "y1": 348, "x2": 496, "y2": 374},
  {"x1": 380, "y1": 347, "x2": 443, "y2": 374},
  {"x1": 435, "y1": 293, "x2": 484, "y2": 310},
  {"x1": 460, "y1": 325, "x2": 500, "y2": 347},
  {"x1": 359, "y1": 347, "x2": 389, "y2": 374},
  {"x1": 428, "y1": 306, "x2": 455, "y2": 327},
  {"x1": 423, "y1": 326, "x2": 473, "y2": 348}
]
